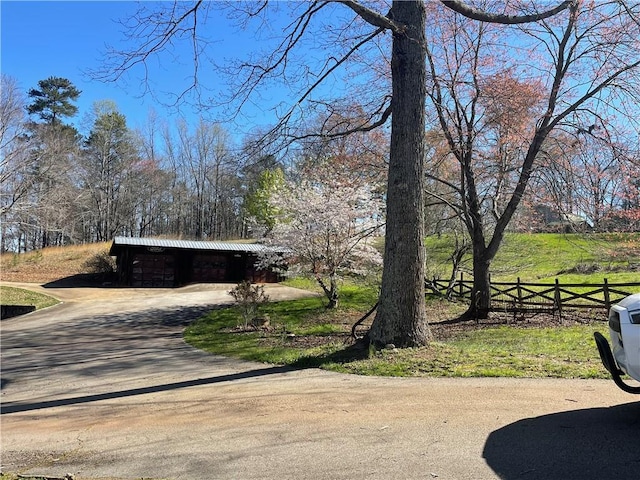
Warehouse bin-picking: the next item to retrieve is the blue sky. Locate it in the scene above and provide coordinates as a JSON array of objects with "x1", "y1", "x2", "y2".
[
  {"x1": 3, "y1": 2, "x2": 158, "y2": 132},
  {"x1": 1, "y1": 1, "x2": 305, "y2": 138}
]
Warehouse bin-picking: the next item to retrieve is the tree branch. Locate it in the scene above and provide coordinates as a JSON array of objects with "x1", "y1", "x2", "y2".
[
  {"x1": 441, "y1": 0, "x2": 575, "y2": 25},
  {"x1": 334, "y1": 0, "x2": 405, "y2": 33}
]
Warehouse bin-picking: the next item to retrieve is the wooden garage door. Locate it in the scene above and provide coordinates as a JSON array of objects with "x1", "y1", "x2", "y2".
[
  {"x1": 191, "y1": 254, "x2": 227, "y2": 282},
  {"x1": 131, "y1": 254, "x2": 175, "y2": 287}
]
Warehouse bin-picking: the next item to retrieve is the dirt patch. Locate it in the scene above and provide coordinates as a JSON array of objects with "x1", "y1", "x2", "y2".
[
  {"x1": 430, "y1": 308, "x2": 602, "y2": 341},
  {"x1": 268, "y1": 332, "x2": 352, "y2": 349}
]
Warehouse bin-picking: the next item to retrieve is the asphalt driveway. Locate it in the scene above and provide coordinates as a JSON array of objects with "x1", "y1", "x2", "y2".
[{"x1": 1, "y1": 283, "x2": 638, "y2": 479}]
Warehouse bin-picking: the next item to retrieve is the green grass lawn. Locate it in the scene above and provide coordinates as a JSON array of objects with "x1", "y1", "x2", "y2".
[
  {"x1": 184, "y1": 280, "x2": 612, "y2": 380},
  {"x1": 186, "y1": 282, "x2": 379, "y2": 365},
  {"x1": 0, "y1": 286, "x2": 59, "y2": 310},
  {"x1": 336, "y1": 323, "x2": 606, "y2": 378}
]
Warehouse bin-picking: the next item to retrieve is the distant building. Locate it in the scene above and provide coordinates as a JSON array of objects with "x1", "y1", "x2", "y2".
[
  {"x1": 109, "y1": 237, "x2": 282, "y2": 287},
  {"x1": 533, "y1": 206, "x2": 592, "y2": 233}
]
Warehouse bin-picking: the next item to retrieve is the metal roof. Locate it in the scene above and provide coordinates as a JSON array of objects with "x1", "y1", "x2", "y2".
[{"x1": 110, "y1": 236, "x2": 276, "y2": 254}]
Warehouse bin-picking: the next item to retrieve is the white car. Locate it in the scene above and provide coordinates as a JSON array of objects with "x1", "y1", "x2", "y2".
[{"x1": 595, "y1": 293, "x2": 640, "y2": 394}]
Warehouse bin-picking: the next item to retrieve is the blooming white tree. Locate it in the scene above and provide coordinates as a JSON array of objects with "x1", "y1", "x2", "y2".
[{"x1": 259, "y1": 162, "x2": 384, "y2": 308}]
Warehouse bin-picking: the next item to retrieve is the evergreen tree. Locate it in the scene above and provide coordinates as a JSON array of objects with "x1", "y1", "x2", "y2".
[
  {"x1": 81, "y1": 101, "x2": 139, "y2": 241},
  {"x1": 27, "y1": 76, "x2": 81, "y2": 125}
]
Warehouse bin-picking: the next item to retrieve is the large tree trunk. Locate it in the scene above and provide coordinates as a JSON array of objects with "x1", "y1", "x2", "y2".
[
  {"x1": 468, "y1": 243, "x2": 492, "y2": 319},
  {"x1": 369, "y1": 0, "x2": 431, "y2": 348},
  {"x1": 466, "y1": 219, "x2": 509, "y2": 319}
]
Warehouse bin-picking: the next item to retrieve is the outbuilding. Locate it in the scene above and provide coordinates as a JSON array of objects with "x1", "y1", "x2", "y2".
[{"x1": 109, "y1": 237, "x2": 282, "y2": 287}]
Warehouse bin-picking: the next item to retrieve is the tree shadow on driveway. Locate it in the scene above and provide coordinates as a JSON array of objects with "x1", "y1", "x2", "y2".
[
  {"x1": 483, "y1": 401, "x2": 640, "y2": 480},
  {"x1": 1, "y1": 303, "x2": 226, "y2": 378},
  {"x1": 0, "y1": 364, "x2": 293, "y2": 414}
]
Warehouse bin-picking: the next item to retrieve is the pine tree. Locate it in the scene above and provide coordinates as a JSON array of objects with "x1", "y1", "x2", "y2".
[{"x1": 27, "y1": 76, "x2": 81, "y2": 125}]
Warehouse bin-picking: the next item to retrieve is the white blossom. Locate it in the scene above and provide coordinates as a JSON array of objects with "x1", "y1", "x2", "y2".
[{"x1": 258, "y1": 164, "x2": 384, "y2": 307}]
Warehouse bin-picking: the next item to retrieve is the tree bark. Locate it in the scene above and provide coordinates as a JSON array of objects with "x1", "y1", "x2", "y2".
[
  {"x1": 369, "y1": 0, "x2": 431, "y2": 348},
  {"x1": 468, "y1": 243, "x2": 492, "y2": 319},
  {"x1": 316, "y1": 273, "x2": 340, "y2": 309}
]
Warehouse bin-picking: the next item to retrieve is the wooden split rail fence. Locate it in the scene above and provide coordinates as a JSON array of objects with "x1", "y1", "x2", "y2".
[{"x1": 428, "y1": 274, "x2": 640, "y2": 314}]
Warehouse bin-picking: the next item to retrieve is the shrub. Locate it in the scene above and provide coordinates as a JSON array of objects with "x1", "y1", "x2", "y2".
[
  {"x1": 229, "y1": 281, "x2": 270, "y2": 330},
  {"x1": 82, "y1": 250, "x2": 116, "y2": 275}
]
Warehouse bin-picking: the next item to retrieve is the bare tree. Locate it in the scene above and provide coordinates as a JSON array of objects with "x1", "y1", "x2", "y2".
[
  {"x1": 161, "y1": 118, "x2": 241, "y2": 240},
  {"x1": 97, "y1": 0, "x2": 573, "y2": 346},
  {"x1": 423, "y1": 1, "x2": 640, "y2": 318},
  {"x1": 130, "y1": 111, "x2": 177, "y2": 237},
  {"x1": 0, "y1": 75, "x2": 29, "y2": 217},
  {"x1": 0, "y1": 75, "x2": 31, "y2": 250},
  {"x1": 532, "y1": 132, "x2": 638, "y2": 233}
]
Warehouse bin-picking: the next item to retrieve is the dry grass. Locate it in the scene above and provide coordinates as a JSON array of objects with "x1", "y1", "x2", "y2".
[{"x1": 0, "y1": 242, "x2": 111, "y2": 283}]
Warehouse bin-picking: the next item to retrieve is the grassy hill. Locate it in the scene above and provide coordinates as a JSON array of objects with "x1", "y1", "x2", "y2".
[{"x1": 425, "y1": 232, "x2": 640, "y2": 283}]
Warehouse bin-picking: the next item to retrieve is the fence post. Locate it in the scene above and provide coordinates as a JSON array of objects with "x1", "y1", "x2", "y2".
[
  {"x1": 459, "y1": 272, "x2": 464, "y2": 298},
  {"x1": 554, "y1": 278, "x2": 563, "y2": 317},
  {"x1": 517, "y1": 277, "x2": 522, "y2": 309},
  {"x1": 604, "y1": 278, "x2": 611, "y2": 311}
]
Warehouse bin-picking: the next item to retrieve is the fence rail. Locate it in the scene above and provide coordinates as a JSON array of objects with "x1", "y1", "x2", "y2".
[{"x1": 428, "y1": 275, "x2": 640, "y2": 313}]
